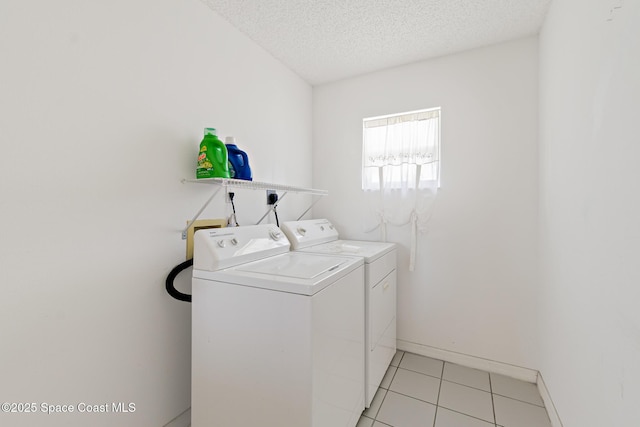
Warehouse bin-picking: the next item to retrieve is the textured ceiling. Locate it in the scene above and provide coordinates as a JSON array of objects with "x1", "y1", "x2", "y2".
[{"x1": 201, "y1": 0, "x2": 551, "y2": 85}]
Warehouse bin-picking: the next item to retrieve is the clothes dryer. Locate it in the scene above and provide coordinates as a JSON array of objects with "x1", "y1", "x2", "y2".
[
  {"x1": 281, "y1": 219, "x2": 396, "y2": 408},
  {"x1": 191, "y1": 224, "x2": 365, "y2": 427}
]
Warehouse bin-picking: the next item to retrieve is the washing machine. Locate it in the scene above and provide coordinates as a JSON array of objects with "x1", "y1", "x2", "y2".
[
  {"x1": 281, "y1": 219, "x2": 397, "y2": 408},
  {"x1": 191, "y1": 224, "x2": 365, "y2": 427}
]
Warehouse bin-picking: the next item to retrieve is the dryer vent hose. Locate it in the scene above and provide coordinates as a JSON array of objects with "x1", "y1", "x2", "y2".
[{"x1": 166, "y1": 258, "x2": 193, "y2": 303}]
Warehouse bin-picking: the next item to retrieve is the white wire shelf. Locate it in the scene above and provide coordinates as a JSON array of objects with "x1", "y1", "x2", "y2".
[
  {"x1": 181, "y1": 178, "x2": 328, "y2": 196},
  {"x1": 181, "y1": 178, "x2": 328, "y2": 238}
]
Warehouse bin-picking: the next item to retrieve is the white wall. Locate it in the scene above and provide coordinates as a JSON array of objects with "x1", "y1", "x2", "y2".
[
  {"x1": 538, "y1": 1, "x2": 640, "y2": 425},
  {"x1": 313, "y1": 38, "x2": 539, "y2": 369},
  {"x1": 0, "y1": 1, "x2": 311, "y2": 426}
]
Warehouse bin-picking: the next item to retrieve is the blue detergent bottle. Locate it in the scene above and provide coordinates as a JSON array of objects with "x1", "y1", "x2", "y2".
[{"x1": 225, "y1": 137, "x2": 253, "y2": 181}]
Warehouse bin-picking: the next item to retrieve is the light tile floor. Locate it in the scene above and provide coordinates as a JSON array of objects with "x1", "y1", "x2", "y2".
[{"x1": 358, "y1": 351, "x2": 552, "y2": 427}]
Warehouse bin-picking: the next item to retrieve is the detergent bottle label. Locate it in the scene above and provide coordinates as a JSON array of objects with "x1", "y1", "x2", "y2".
[
  {"x1": 197, "y1": 149, "x2": 213, "y2": 174},
  {"x1": 196, "y1": 131, "x2": 230, "y2": 179}
]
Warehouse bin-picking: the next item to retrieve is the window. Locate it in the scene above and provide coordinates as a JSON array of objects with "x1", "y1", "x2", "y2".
[{"x1": 362, "y1": 107, "x2": 440, "y2": 191}]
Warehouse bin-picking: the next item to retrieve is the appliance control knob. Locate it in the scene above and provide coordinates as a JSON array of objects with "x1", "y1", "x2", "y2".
[
  {"x1": 329, "y1": 225, "x2": 334, "y2": 230},
  {"x1": 230, "y1": 238, "x2": 238, "y2": 246},
  {"x1": 269, "y1": 230, "x2": 282, "y2": 240},
  {"x1": 297, "y1": 227, "x2": 306, "y2": 236},
  {"x1": 217, "y1": 239, "x2": 226, "y2": 248},
  {"x1": 320, "y1": 225, "x2": 325, "y2": 231}
]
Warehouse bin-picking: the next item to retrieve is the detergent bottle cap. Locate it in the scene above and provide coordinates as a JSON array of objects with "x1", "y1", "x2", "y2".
[
  {"x1": 225, "y1": 136, "x2": 236, "y2": 145},
  {"x1": 204, "y1": 127, "x2": 217, "y2": 136}
]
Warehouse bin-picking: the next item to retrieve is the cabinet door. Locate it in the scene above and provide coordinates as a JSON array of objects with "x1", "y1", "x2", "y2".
[{"x1": 370, "y1": 270, "x2": 396, "y2": 352}]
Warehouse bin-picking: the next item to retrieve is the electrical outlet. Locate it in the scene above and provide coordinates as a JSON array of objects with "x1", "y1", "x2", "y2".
[{"x1": 266, "y1": 190, "x2": 277, "y2": 205}]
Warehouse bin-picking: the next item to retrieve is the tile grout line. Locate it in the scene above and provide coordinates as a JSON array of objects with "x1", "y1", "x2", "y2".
[
  {"x1": 398, "y1": 362, "x2": 448, "y2": 382},
  {"x1": 373, "y1": 351, "x2": 405, "y2": 422},
  {"x1": 440, "y1": 377, "x2": 492, "y2": 393},
  {"x1": 395, "y1": 366, "x2": 443, "y2": 381},
  {"x1": 383, "y1": 389, "x2": 439, "y2": 406},
  {"x1": 489, "y1": 373, "x2": 498, "y2": 427},
  {"x1": 493, "y1": 392, "x2": 546, "y2": 408},
  {"x1": 436, "y1": 406, "x2": 500, "y2": 425},
  {"x1": 432, "y1": 360, "x2": 445, "y2": 427}
]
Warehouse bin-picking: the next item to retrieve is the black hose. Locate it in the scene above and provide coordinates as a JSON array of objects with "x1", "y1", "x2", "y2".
[{"x1": 166, "y1": 258, "x2": 193, "y2": 302}]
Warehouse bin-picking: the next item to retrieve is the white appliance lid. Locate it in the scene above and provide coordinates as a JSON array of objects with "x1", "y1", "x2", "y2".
[
  {"x1": 193, "y1": 252, "x2": 364, "y2": 295},
  {"x1": 296, "y1": 239, "x2": 396, "y2": 263},
  {"x1": 236, "y1": 252, "x2": 346, "y2": 279}
]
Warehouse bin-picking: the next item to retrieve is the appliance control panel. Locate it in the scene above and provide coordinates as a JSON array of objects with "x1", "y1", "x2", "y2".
[
  {"x1": 281, "y1": 219, "x2": 339, "y2": 249},
  {"x1": 193, "y1": 224, "x2": 290, "y2": 271}
]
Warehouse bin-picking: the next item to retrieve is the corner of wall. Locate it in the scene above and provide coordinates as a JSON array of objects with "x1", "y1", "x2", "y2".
[
  {"x1": 163, "y1": 407, "x2": 190, "y2": 427},
  {"x1": 536, "y1": 372, "x2": 564, "y2": 427}
]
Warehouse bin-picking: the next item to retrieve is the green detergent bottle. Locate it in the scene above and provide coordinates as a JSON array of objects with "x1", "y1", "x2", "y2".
[{"x1": 196, "y1": 128, "x2": 230, "y2": 179}]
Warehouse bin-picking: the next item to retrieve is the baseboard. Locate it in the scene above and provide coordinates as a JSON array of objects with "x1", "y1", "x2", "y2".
[
  {"x1": 397, "y1": 339, "x2": 538, "y2": 383},
  {"x1": 536, "y1": 373, "x2": 564, "y2": 427},
  {"x1": 163, "y1": 407, "x2": 191, "y2": 427}
]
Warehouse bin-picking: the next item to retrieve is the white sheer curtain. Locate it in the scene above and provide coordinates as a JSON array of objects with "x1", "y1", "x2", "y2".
[
  {"x1": 362, "y1": 108, "x2": 440, "y2": 271},
  {"x1": 362, "y1": 108, "x2": 440, "y2": 191}
]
